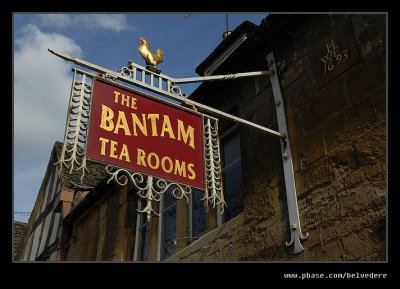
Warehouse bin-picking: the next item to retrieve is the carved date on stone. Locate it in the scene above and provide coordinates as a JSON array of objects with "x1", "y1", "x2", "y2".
[
  {"x1": 311, "y1": 22, "x2": 360, "y2": 89},
  {"x1": 320, "y1": 40, "x2": 349, "y2": 75}
]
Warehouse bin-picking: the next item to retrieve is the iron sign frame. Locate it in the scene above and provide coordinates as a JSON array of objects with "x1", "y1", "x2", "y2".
[{"x1": 50, "y1": 49, "x2": 308, "y2": 254}]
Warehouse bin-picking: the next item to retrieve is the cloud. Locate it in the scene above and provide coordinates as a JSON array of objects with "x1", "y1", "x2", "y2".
[
  {"x1": 36, "y1": 14, "x2": 72, "y2": 28},
  {"x1": 37, "y1": 14, "x2": 135, "y2": 32},
  {"x1": 14, "y1": 24, "x2": 82, "y2": 151},
  {"x1": 13, "y1": 24, "x2": 82, "y2": 219}
]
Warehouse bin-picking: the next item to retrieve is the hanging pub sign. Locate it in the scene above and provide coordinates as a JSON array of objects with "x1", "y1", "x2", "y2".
[
  {"x1": 87, "y1": 77, "x2": 205, "y2": 189},
  {"x1": 50, "y1": 47, "x2": 307, "y2": 253}
]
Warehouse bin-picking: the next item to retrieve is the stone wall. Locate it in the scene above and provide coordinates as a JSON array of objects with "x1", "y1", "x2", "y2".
[
  {"x1": 170, "y1": 14, "x2": 386, "y2": 261},
  {"x1": 64, "y1": 185, "x2": 135, "y2": 261}
]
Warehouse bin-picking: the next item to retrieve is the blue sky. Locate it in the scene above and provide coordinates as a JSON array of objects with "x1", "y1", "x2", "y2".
[{"x1": 13, "y1": 13, "x2": 267, "y2": 222}]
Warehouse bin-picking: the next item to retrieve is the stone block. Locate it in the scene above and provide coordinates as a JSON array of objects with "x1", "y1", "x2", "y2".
[
  {"x1": 337, "y1": 183, "x2": 385, "y2": 218},
  {"x1": 295, "y1": 157, "x2": 334, "y2": 199},
  {"x1": 167, "y1": 245, "x2": 191, "y2": 261},
  {"x1": 322, "y1": 95, "x2": 383, "y2": 152},
  {"x1": 318, "y1": 207, "x2": 385, "y2": 246},
  {"x1": 351, "y1": 14, "x2": 386, "y2": 57},
  {"x1": 301, "y1": 77, "x2": 348, "y2": 131},
  {"x1": 300, "y1": 190, "x2": 340, "y2": 230},
  {"x1": 304, "y1": 238, "x2": 345, "y2": 260},
  {"x1": 310, "y1": 21, "x2": 361, "y2": 89},
  {"x1": 340, "y1": 228, "x2": 383, "y2": 260},
  {"x1": 292, "y1": 15, "x2": 337, "y2": 54},
  {"x1": 284, "y1": 70, "x2": 316, "y2": 109},
  {"x1": 369, "y1": 86, "x2": 386, "y2": 122},
  {"x1": 345, "y1": 51, "x2": 385, "y2": 104},
  {"x1": 277, "y1": 50, "x2": 311, "y2": 90},
  {"x1": 244, "y1": 181, "x2": 281, "y2": 220},
  {"x1": 292, "y1": 131, "x2": 325, "y2": 173},
  {"x1": 325, "y1": 129, "x2": 385, "y2": 185}
]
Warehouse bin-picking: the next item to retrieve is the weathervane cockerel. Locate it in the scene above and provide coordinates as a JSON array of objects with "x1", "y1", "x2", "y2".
[{"x1": 138, "y1": 37, "x2": 165, "y2": 67}]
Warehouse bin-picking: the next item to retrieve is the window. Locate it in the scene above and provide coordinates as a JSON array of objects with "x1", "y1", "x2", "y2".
[
  {"x1": 133, "y1": 187, "x2": 210, "y2": 261},
  {"x1": 161, "y1": 192, "x2": 177, "y2": 259},
  {"x1": 130, "y1": 124, "x2": 243, "y2": 260},
  {"x1": 130, "y1": 133, "x2": 241, "y2": 260},
  {"x1": 191, "y1": 190, "x2": 206, "y2": 238},
  {"x1": 221, "y1": 130, "x2": 244, "y2": 222},
  {"x1": 134, "y1": 200, "x2": 150, "y2": 261},
  {"x1": 138, "y1": 220, "x2": 150, "y2": 260}
]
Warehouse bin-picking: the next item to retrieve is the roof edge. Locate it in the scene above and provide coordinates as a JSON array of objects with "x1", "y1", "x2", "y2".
[{"x1": 195, "y1": 20, "x2": 260, "y2": 76}]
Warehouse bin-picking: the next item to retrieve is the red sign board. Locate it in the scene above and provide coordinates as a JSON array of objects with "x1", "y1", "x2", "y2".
[{"x1": 87, "y1": 78, "x2": 205, "y2": 189}]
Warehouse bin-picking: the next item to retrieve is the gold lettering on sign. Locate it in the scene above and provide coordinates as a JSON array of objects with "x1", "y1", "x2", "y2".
[{"x1": 320, "y1": 40, "x2": 349, "y2": 75}]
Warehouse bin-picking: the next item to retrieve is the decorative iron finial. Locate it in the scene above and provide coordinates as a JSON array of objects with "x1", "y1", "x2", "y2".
[
  {"x1": 138, "y1": 36, "x2": 165, "y2": 74},
  {"x1": 222, "y1": 14, "x2": 232, "y2": 40}
]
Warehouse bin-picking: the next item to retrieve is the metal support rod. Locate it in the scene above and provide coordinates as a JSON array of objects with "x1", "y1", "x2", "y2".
[
  {"x1": 157, "y1": 193, "x2": 164, "y2": 261},
  {"x1": 48, "y1": 49, "x2": 282, "y2": 138},
  {"x1": 173, "y1": 71, "x2": 273, "y2": 84},
  {"x1": 50, "y1": 48, "x2": 308, "y2": 255},
  {"x1": 49, "y1": 48, "x2": 309, "y2": 256},
  {"x1": 133, "y1": 201, "x2": 143, "y2": 261},
  {"x1": 266, "y1": 52, "x2": 309, "y2": 254}
]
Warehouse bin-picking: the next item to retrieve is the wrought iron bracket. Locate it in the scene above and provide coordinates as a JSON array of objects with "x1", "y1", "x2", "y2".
[
  {"x1": 267, "y1": 52, "x2": 309, "y2": 254},
  {"x1": 54, "y1": 69, "x2": 92, "y2": 182},
  {"x1": 106, "y1": 166, "x2": 192, "y2": 221},
  {"x1": 48, "y1": 49, "x2": 281, "y2": 138},
  {"x1": 49, "y1": 49, "x2": 308, "y2": 254}
]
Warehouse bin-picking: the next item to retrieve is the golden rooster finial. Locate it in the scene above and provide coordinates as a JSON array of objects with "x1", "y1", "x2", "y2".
[{"x1": 138, "y1": 36, "x2": 165, "y2": 74}]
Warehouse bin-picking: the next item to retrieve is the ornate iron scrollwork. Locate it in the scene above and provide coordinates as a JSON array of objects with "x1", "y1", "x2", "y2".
[
  {"x1": 55, "y1": 69, "x2": 92, "y2": 182},
  {"x1": 118, "y1": 61, "x2": 188, "y2": 98},
  {"x1": 169, "y1": 82, "x2": 186, "y2": 97},
  {"x1": 106, "y1": 166, "x2": 192, "y2": 221},
  {"x1": 203, "y1": 117, "x2": 226, "y2": 214},
  {"x1": 49, "y1": 49, "x2": 308, "y2": 254}
]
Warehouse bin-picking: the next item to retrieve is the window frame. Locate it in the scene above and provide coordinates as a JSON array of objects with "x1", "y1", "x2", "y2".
[
  {"x1": 219, "y1": 124, "x2": 244, "y2": 223},
  {"x1": 133, "y1": 199, "x2": 151, "y2": 261},
  {"x1": 131, "y1": 124, "x2": 242, "y2": 260}
]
